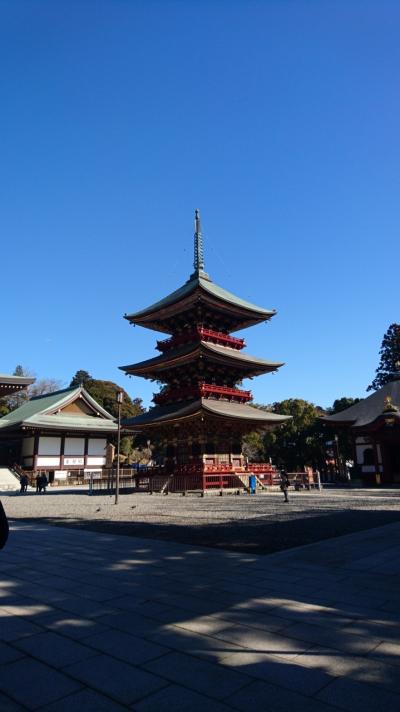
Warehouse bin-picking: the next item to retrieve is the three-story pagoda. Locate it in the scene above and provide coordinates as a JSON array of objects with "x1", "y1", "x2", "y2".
[{"x1": 121, "y1": 211, "x2": 289, "y2": 490}]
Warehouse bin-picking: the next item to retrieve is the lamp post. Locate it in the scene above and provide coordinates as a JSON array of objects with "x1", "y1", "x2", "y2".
[{"x1": 115, "y1": 390, "x2": 124, "y2": 505}]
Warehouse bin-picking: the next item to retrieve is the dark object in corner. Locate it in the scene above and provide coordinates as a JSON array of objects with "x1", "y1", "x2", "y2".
[{"x1": 0, "y1": 500, "x2": 9, "y2": 549}]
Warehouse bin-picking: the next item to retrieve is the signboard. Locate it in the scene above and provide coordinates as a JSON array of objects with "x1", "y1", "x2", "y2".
[
  {"x1": 54, "y1": 470, "x2": 67, "y2": 480},
  {"x1": 64, "y1": 457, "x2": 84, "y2": 466},
  {"x1": 84, "y1": 469, "x2": 102, "y2": 480}
]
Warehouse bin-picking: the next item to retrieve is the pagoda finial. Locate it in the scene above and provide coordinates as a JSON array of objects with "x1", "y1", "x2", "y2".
[{"x1": 193, "y1": 209, "x2": 205, "y2": 273}]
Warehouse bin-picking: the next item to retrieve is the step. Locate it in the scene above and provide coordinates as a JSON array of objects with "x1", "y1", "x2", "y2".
[{"x1": 0, "y1": 467, "x2": 20, "y2": 492}]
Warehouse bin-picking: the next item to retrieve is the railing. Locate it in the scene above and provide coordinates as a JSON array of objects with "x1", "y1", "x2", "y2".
[
  {"x1": 197, "y1": 327, "x2": 245, "y2": 350},
  {"x1": 153, "y1": 382, "x2": 252, "y2": 405},
  {"x1": 156, "y1": 326, "x2": 245, "y2": 352},
  {"x1": 165, "y1": 473, "x2": 246, "y2": 493}
]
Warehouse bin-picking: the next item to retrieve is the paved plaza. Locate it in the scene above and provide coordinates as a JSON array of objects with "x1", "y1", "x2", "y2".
[
  {"x1": 1, "y1": 500, "x2": 400, "y2": 711},
  {"x1": 5, "y1": 487, "x2": 400, "y2": 554}
]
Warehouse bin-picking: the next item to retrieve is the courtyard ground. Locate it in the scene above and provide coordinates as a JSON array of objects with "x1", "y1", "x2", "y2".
[
  {"x1": 4, "y1": 486, "x2": 400, "y2": 554},
  {"x1": 1, "y1": 489, "x2": 400, "y2": 710}
]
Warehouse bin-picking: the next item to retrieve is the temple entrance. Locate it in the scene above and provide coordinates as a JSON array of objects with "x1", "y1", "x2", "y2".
[
  {"x1": 0, "y1": 439, "x2": 19, "y2": 466},
  {"x1": 382, "y1": 442, "x2": 400, "y2": 484}
]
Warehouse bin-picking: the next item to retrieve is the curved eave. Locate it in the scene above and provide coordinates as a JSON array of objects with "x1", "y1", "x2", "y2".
[
  {"x1": 320, "y1": 416, "x2": 357, "y2": 427},
  {"x1": 321, "y1": 380, "x2": 400, "y2": 429},
  {"x1": 0, "y1": 417, "x2": 120, "y2": 433},
  {"x1": 120, "y1": 341, "x2": 284, "y2": 380},
  {"x1": 0, "y1": 375, "x2": 35, "y2": 397},
  {"x1": 123, "y1": 399, "x2": 291, "y2": 429},
  {"x1": 124, "y1": 276, "x2": 275, "y2": 333},
  {"x1": 322, "y1": 412, "x2": 400, "y2": 432}
]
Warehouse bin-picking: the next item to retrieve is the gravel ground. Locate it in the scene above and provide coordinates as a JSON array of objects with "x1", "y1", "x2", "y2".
[{"x1": 3, "y1": 486, "x2": 400, "y2": 554}]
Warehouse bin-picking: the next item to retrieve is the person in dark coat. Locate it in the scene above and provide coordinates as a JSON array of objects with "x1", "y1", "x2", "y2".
[
  {"x1": 280, "y1": 469, "x2": 290, "y2": 503},
  {"x1": 0, "y1": 500, "x2": 9, "y2": 549}
]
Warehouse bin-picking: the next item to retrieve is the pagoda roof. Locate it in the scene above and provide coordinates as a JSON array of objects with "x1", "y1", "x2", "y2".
[
  {"x1": 120, "y1": 341, "x2": 283, "y2": 379},
  {"x1": 124, "y1": 273, "x2": 275, "y2": 334},
  {"x1": 123, "y1": 399, "x2": 290, "y2": 429},
  {"x1": 0, "y1": 373, "x2": 35, "y2": 397},
  {"x1": 0, "y1": 385, "x2": 118, "y2": 434},
  {"x1": 322, "y1": 379, "x2": 400, "y2": 429}
]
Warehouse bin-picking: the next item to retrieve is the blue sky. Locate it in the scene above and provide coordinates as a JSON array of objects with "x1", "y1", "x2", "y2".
[{"x1": 1, "y1": 0, "x2": 399, "y2": 409}]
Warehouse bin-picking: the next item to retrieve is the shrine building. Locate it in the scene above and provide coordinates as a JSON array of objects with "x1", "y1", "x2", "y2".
[
  {"x1": 323, "y1": 374, "x2": 400, "y2": 485},
  {"x1": 0, "y1": 372, "x2": 35, "y2": 398},
  {"x1": 0, "y1": 385, "x2": 118, "y2": 482},
  {"x1": 120, "y1": 210, "x2": 290, "y2": 491}
]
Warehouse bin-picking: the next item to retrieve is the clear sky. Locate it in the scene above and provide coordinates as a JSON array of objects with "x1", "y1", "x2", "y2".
[{"x1": 1, "y1": 0, "x2": 399, "y2": 409}]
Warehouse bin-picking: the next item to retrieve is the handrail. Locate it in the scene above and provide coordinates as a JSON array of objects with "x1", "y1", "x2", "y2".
[
  {"x1": 156, "y1": 326, "x2": 245, "y2": 352},
  {"x1": 153, "y1": 382, "x2": 252, "y2": 405}
]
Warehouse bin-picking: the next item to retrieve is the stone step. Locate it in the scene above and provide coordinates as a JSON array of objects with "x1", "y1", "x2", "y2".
[{"x1": 0, "y1": 467, "x2": 20, "y2": 492}]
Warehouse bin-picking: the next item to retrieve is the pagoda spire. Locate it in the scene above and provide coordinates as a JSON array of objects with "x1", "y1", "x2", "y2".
[
  {"x1": 190, "y1": 209, "x2": 210, "y2": 281},
  {"x1": 193, "y1": 209, "x2": 204, "y2": 273}
]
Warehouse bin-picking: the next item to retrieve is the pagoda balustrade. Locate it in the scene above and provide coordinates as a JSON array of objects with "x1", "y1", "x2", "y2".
[
  {"x1": 153, "y1": 382, "x2": 252, "y2": 405},
  {"x1": 156, "y1": 326, "x2": 245, "y2": 352}
]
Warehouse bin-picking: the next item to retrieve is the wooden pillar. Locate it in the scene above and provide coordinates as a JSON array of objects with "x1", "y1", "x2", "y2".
[
  {"x1": 84, "y1": 437, "x2": 89, "y2": 469},
  {"x1": 33, "y1": 432, "x2": 40, "y2": 471},
  {"x1": 372, "y1": 437, "x2": 380, "y2": 485},
  {"x1": 60, "y1": 436, "x2": 65, "y2": 469}
]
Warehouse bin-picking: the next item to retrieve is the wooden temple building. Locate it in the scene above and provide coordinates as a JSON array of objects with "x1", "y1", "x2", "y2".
[
  {"x1": 120, "y1": 210, "x2": 290, "y2": 491},
  {"x1": 0, "y1": 372, "x2": 35, "y2": 399},
  {"x1": 323, "y1": 373, "x2": 400, "y2": 485},
  {"x1": 0, "y1": 385, "x2": 118, "y2": 482}
]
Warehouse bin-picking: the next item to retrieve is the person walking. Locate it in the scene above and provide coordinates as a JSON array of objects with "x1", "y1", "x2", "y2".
[{"x1": 280, "y1": 469, "x2": 290, "y2": 503}]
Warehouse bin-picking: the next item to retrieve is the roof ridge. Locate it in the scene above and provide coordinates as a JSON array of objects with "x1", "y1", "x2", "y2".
[{"x1": 30, "y1": 385, "x2": 79, "y2": 401}]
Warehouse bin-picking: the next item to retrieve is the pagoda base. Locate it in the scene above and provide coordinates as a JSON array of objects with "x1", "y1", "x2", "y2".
[{"x1": 146, "y1": 462, "x2": 280, "y2": 494}]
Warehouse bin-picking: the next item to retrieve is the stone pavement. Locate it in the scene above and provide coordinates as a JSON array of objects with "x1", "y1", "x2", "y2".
[{"x1": 1, "y1": 521, "x2": 400, "y2": 711}]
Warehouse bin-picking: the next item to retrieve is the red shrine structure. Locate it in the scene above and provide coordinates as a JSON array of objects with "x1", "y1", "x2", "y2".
[{"x1": 121, "y1": 211, "x2": 290, "y2": 491}]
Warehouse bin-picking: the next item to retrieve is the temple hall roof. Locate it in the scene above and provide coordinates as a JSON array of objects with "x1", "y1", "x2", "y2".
[
  {"x1": 0, "y1": 386, "x2": 118, "y2": 433},
  {"x1": 322, "y1": 379, "x2": 400, "y2": 429}
]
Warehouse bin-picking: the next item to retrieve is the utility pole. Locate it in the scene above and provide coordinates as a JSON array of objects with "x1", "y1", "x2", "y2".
[{"x1": 115, "y1": 391, "x2": 124, "y2": 504}]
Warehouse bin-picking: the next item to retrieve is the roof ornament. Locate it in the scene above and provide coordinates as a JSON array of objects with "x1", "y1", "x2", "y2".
[
  {"x1": 383, "y1": 395, "x2": 399, "y2": 413},
  {"x1": 193, "y1": 209, "x2": 205, "y2": 273}
]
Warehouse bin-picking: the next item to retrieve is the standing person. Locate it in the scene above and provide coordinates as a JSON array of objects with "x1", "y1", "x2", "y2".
[
  {"x1": 40, "y1": 473, "x2": 48, "y2": 494},
  {"x1": 20, "y1": 474, "x2": 28, "y2": 494},
  {"x1": 36, "y1": 474, "x2": 41, "y2": 494},
  {"x1": 280, "y1": 469, "x2": 290, "y2": 503}
]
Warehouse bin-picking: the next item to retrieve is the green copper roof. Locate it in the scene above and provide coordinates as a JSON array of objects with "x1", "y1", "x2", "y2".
[
  {"x1": 123, "y1": 399, "x2": 290, "y2": 428},
  {"x1": 124, "y1": 210, "x2": 275, "y2": 330},
  {"x1": 120, "y1": 340, "x2": 283, "y2": 378},
  {"x1": 125, "y1": 273, "x2": 275, "y2": 324},
  {"x1": 0, "y1": 385, "x2": 117, "y2": 432}
]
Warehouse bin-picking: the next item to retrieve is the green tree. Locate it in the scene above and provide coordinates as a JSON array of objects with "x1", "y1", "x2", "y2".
[
  {"x1": 70, "y1": 373, "x2": 146, "y2": 461},
  {"x1": 262, "y1": 399, "x2": 326, "y2": 471},
  {"x1": 327, "y1": 396, "x2": 362, "y2": 466},
  {"x1": 368, "y1": 323, "x2": 400, "y2": 391},
  {"x1": 70, "y1": 370, "x2": 92, "y2": 388},
  {"x1": 242, "y1": 431, "x2": 265, "y2": 462},
  {"x1": 81, "y1": 379, "x2": 144, "y2": 420}
]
